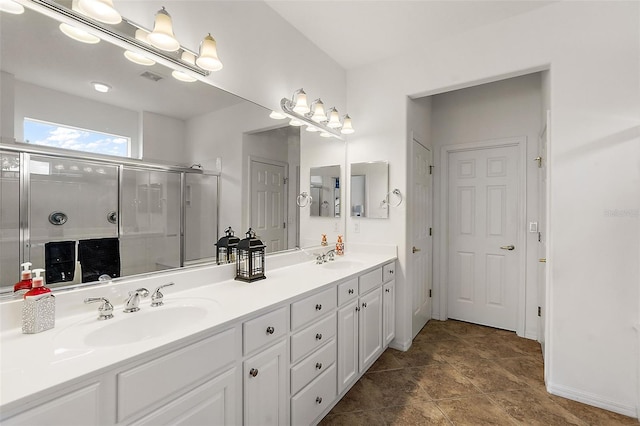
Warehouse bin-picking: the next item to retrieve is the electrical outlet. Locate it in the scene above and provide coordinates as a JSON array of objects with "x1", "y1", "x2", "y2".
[{"x1": 354, "y1": 222, "x2": 360, "y2": 233}]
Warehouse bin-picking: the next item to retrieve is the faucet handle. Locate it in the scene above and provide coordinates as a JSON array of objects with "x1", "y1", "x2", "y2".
[
  {"x1": 129, "y1": 288, "x2": 149, "y2": 298},
  {"x1": 84, "y1": 297, "x2": 114, "y2": 320},
  {"x1": 151, "y1": 282, "x2": 175, "y2": 307}
]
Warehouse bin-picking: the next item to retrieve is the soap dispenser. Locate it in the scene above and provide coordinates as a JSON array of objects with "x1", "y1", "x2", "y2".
[
  {"x1": 14, "y1": 262, "x2": 33, "y2": 297},
  {"x1": 22, "y1": 269, "x2": 55, "y2": 334},
  {"x1": 336, "y1": 235, "x2": 344, "y2": 256}
]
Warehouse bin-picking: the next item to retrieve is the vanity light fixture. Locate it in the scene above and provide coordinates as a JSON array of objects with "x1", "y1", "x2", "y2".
[
  {"x1": 124, "y1": 29, "x2": 156, "y2": 66},
  {"x1": 269, "y1": 111, "x2": 287, "y2": 120},
  {"x1": 92, "y1": 82, "x2": 111, "y2": 93},
  {"x1": 148, "y1": 6, "x2": 180, "y2": 52},
  {"x1": 196, "y1": 33, "x2": 223, "y2": 71},
  {"x1": 278, "y1": 88, "x2": 355, "y2": 139},
  {"x1": 59, "y1": 0, "x2": 101, "y2": 44},
  {"x1": 78, "y1": 0, "x2": 121, "y2": 25},
  {"x1": 172, "y1": 51, "x2": 198, "y2": 82},
  {"x1": 0, "y1": 0, "x2": 24, "y2": 14}
]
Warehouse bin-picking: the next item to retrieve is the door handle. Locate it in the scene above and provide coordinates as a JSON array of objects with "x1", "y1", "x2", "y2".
[
  {"x1": 539, "y1": 258, "x2": 546, "y2": 263},
  {"x1": 412, "y1": 246, "x2": 421, "y2": 253},
  {"x1": 500, "y1": 245, "x2": 515, "y2": 251}
]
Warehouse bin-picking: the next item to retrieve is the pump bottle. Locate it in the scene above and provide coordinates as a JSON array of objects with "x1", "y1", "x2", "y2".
[
  {"x1": 22, "y1": 269, "x2": 55, "y2": 334},
  {"x1": 13, "y1": 262, "x2": 33, "y2": 296}
]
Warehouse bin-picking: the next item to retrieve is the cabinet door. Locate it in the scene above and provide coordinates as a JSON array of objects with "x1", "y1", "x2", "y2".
[
  {"x1": 131, "y1": 368, "x2": 238, "y2": 426},
  {"x1": 337, "y1": 300, "x2": 359, "y2": 394},
  {"x1": 244, "y1": 339, "x2": 288, "y2": 426},
  {"x1": 359, "y1": 287, "x2": 383, "y2": 372},
  {"x1": 383, "y1": 280, "x2": 396, "y2": 346}
]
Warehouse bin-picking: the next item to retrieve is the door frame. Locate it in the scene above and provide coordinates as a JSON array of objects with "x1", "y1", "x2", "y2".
[
  {"x1": 247, "y1": 156, "x2": 289, "y2": 248},
  {"x1": 439, "y1": 137, "x2": 527, "y2": 336}
]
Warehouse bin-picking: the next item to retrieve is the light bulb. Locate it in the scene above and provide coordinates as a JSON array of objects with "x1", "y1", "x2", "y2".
[
  {"x1": 196, "y1": 33, "x2": 223, "y2": 71},
  {"x1": 148, "y1": 7, "x2": 180, "y2": 52},
  {"x1": 0, "y1": 0, "x2": 24, "y2": 14},
  {"x1": 292, "y1": 89, "x2": 309, "y2": 114},
  {"x1": 340, "y1": 114, "x2": 355, "y2": 134},
  {"x1": 78, "y1": 0, "x2": 121, "y2": 24}
]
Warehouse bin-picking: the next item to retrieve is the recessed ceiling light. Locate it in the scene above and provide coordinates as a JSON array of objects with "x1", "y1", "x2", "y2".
[{"x1": 92, "y1": 82, "x2": 111, "y2": 93}]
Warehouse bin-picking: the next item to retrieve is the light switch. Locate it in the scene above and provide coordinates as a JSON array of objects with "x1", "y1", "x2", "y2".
[{"x1": 529, "y1": 222, "x2": 538, "y2": 233}]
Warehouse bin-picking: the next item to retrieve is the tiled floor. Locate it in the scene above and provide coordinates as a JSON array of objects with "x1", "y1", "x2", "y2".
[{"x1": 319, "y1": 319, "x2": 640, "y2": 425}]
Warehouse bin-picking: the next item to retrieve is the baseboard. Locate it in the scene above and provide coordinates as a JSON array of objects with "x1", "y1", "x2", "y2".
[
  {"x1": 524, "y1": 330, "x2": 538, "y2": 340},
  {"x1": 547, "y1": 381, "x2": 639, "y2": 419},
  {"x1": 389, "y1": 338, "x2": 411, "y2": 352}
]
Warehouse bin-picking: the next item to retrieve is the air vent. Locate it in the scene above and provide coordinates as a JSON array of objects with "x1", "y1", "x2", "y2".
[{"x1": 140, "y1": 71, "x2": 163, "y2": 82}]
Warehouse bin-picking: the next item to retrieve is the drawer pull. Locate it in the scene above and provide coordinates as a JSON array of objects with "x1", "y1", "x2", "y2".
[
  {"x1": 315, "y1": 333, "x2": 323, "y2": 340},
  {"x1": 389, "y1": 269, "x2": 394, "y2": 274},
  {"x1": 316, "y1": 397, "x2": 323, "y2": 404},
  {"x1": 249, "y1": 368, "x2": 259, "y2": 377},
  {"x1": 385, "y1": 289, "x2": 390, "y2": 293},
  {"x1": 362, "y1": 302, "x2": 367, "y2": 308},
  {"x1": 348, "y1": 289, "x2": 354, "y2": 294},
  {"x1": 266, "y1": 326, "x2": 275, "y2": 335},
  {"x1": 315, "y1": 304, "x2": 322, "y2": 311},
  {"x1": 316, "y1": 362, "x2": 323, "y2": 370},
  {"x1": 355, "y1": 306, "x2": 360, "y2": 312}
]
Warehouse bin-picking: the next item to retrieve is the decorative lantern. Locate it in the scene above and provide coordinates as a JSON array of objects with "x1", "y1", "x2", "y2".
[
  {"x1": 215, "y1": 226, "x2": 240, "y2": 265},
  {"x1": 235, "y1": 228, "x2": 266, "y2": 282}
]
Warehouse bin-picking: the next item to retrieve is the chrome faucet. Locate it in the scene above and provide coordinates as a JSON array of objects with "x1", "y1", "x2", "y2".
[
  {"x1": 151, "y1": 282, "x2": 175, "y2": 307},
  {"x1": 84, "y1": 297, "x2": 114, "y2": 320},
  {"x1": 315, "y1": 249, "x2": 336, "y2": 264},
  {"x1": 123, "y1": 288, "x2": 149, "y2": 313}
]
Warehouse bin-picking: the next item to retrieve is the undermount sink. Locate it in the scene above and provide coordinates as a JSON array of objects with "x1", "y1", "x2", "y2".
[
  {"x1": 321, "y1": 260, "x2": 365, "y2": 270},
  {"x1": 56, "y1": 298, "x2": 216, "y2": 348}
]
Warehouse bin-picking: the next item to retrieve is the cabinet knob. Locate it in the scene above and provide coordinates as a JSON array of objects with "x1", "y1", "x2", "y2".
[
  {"x1": 315, "y1": 333, "x2": 323, "y2": 340},
  {"x1": 249, "y1": 368, "x2": 259, "y2": 377},
  {"x1": 385, "y1": 289, "x2": 390, "y2": 293},
  {"x1": 348, "y1": 289, "x2": 354, "y2": 294},
  {"x1": 315, "y1": 304, "x2": 322, "y2": 311},
  {"x1": 266, "y1": 326, "x2": 275, "y2": 335},
  {"x1": 389, "y1": 269, "x2": 394, "y2": 274},
  {"x1": 316, "y1": 397, "x2": 323, "y2": 404},
  {"x1": 355, "y1": 306, "x2": 360, "y2": 312},
  {"x1": 316, "y1": 362, "x2": 323, "y2": 370},
  {"x1": 362, "y1": 302, "x2": 367, "y2": 308}
]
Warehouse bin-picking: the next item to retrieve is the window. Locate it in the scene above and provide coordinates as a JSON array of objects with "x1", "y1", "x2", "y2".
[{"x1": 23, "y1": 118, "x2": 131, "y2": 157}]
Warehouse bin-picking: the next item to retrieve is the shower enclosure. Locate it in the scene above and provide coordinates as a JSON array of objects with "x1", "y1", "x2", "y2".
[{"x1": 0, "y1": 146, "x2": 218, "y2": 293}]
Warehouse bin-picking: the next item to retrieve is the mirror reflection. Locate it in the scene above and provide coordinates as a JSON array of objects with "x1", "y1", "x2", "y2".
[
  {"x1": 350, "y1": 161, "x2": 389, "y2": 219},
  {"x1": 309, "y1": 165, "x2": 341, "y2": 218},
  {"x1": 0, "y1": 2, "x2": 337, "y2": 295}
]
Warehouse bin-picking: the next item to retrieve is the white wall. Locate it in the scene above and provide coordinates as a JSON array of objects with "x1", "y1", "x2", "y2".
[
  {"x1": 0, "y1": 71, "x2": 15, "y2": 142},
  {"x1": 429, "y1": 73, "x2": 543, "y2": 339},
  {"x1": 347, "y1": 0, "x2": 639, "y2": 417},
  {"x1": 141, "y1": 111, "x2": 187, "y2": 165}
]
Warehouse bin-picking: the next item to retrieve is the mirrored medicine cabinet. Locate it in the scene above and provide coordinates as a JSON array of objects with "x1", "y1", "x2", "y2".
[{"x1": 350, "y1": 161, "x2": 390, "y2": 219}]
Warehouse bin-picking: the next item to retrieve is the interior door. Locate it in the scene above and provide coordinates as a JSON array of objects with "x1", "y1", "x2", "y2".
[
  {"x1": 250, "y1": 160, "x2": 287, "y2": 253},
  {"x1": 411, "y1": 138, "x2": 432, "y2": 338},
  {"x1": 447, "y1": 144, "x2": 520, "y2": 331}
]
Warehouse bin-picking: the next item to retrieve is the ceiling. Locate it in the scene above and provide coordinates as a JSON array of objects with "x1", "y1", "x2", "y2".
[{"x1": 265, "y1": 0, "x2": 555, "y2": 70}]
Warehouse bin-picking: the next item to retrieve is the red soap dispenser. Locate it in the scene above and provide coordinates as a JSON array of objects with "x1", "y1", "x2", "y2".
[
  {"x1": 24, "y1": 269, "x2": 50, "y2": 298},
  {"x1": 22, "y1": 269, "x2": 55, "y2": 334},
  {"x1": 14, "y1": 262, "x2": 33, "y2": 296}
]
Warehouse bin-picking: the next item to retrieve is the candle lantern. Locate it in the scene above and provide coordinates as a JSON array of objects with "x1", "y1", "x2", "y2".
[
  {"x1": 235, "y1": 228, "x2": 266, "y2": 282},
  {"x1": 215, "y1": 226, "x2": 240, "y2": 265}
]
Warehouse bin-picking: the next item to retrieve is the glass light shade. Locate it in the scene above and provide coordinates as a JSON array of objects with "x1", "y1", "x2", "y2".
[
  {"x1": 0, "y1": 0, "x2": 24, "y2": 14},
  {"x1": 310, "y1": 99, "x2": 326, "y2": 122},
  {"x1": 124, "y1": 29, "x2": 156, "y2": 65},
  {"x1": 340, "y1": 114, "x2": 355, "y2": 134},
  {"x1": 59, "y1": 23, "x2": 101, "y2": 44},
  {"x1": 319, "y1": 132, "x2": 332, "y2": 138},
  {"x1": 196, "y1": 33, "x2": 223, "y2": 71},
  {"x1": 289, "y1": 118, "x2": 304, "y2": 127},
  {"x1": 269, "y1": 111, "x2": 287, "y2": 120},
  {"x1": 326, "y1": 108, "x2": 341, "y2": 128},
  {"x1": 172, "y1": 51, "x2": 197, "y2": 82},
  {"x1": 148, "y1": 7, "x2": 180, "y2": 52},
  {"x1": 292, "y1": 89, "x2": 310, "y2": 114},
  {"x1": 78, "y1": 0, "x2": 121, "y2": 24},
  {"x1": 305, "y1": 125, "x2": 319, "y2": 132}
]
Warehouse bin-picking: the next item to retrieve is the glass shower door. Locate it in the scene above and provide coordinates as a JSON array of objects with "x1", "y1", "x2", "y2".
[
  {"x1": 184, "y1": 173, "x2": 218, "y2": 264},
  {"x1": 0, "y1": 151, "x2": 21, "y2": 290}
]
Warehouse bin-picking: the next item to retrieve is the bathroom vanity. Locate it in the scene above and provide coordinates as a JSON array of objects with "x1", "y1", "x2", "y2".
[{"x1": 0, "y1": 247, "x2": 396, "y2": 425}]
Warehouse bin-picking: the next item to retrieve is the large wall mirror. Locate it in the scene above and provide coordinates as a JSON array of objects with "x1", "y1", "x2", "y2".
[
  {"x1": 0, "y1": 1, "x2": 346, "y2": 295},
  {"x1": 350, "y1": 161, "x2": 389, "y2": 219}
]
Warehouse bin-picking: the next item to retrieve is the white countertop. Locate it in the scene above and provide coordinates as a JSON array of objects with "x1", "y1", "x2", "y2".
[{"x1": 0, "y1": 247, "x2": 396, "y2": 411}]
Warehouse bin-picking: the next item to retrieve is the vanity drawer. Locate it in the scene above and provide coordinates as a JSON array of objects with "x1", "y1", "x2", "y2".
[
  {"x1": 359, "y1": 267, "x2": 382, "y2": 294},
  {"x1": 383, "y1": 262, "x2": 396, "y2": 283},
  {"x1": 291, "y1": 339, "x2": 336, "y2": 395},
  {"x1": 117, "y1": 328, "x2": 236, "y2": 423},
  {"x1": 243, "y1": 306, "x2": 288, "y2": 355},
  {"x1": 337, "y1": 278, "x2": 358, "y2": 306},
  {"x1": 291, "y1": 313, "x2": 336, "y2": 363},
  {"x1": 291, "y1": 286, "x2": 336, "y2": 330},
  {"x1": 291, "y1": 364, "x2": 337, "y2": 426}
]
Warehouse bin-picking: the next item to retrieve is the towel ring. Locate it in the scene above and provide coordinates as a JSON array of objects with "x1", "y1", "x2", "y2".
[
  {"x1": 296, "y1": 192, "x2": 312, "y2": 207},
  {"x1": 381, "y1": 189, "x2": 403, "y2": 208}
]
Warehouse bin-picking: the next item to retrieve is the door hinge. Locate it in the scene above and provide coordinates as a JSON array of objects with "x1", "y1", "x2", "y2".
[
  {"x1": 283, "y1": 177, "x2": 288, "y2": 184},
  {"x1": 429, "y1": 165, "x2": 433, "y2": 175},
  {"x1": 429, "y1": 289, "x2": 432, "y2": 298},
  {"x1": 283, "y1": 222, "x2": 286, "y2": 229},
  {"x1": 429, "y1": 227, "x2": 432, "y2": 236},
  {"x1": 537, "y1": 306, "x2": 541, "y2": 317}
]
